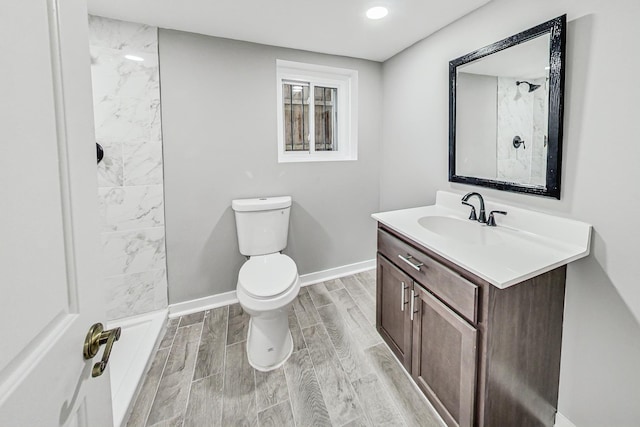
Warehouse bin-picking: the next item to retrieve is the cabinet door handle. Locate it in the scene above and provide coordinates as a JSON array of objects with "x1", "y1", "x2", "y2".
[
  {"x1": 400, "y1": 281, "x2": 409, "y2": 311},
  {"x1": 398, "y1": 254, "x2": 424, "y2": 271},
  {"x1": 410, "y1": 288, "x2": 416, "y2": 320}
]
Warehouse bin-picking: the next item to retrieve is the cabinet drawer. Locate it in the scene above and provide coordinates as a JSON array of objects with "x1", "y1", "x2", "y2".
[{"x1": 378, "y1": 228, "x2": 478, "y2": 324}]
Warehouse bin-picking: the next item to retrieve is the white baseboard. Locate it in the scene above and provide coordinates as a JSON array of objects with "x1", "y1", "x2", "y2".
[
  {"x1": 555, "y1": 412, "x2": 577, "y2": 427},
  {"x1": 168, "y1": 259, "x2": 376, "y2": 318},
  {"x1": 169, "y1": 290, "x2": 238, "y2": 318},
  {"x1": 299, "y1": 258, "x2": 375, "y2": 286}
]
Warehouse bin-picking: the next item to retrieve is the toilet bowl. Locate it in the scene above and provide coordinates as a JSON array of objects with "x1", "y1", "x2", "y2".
[
  {"x1": 232, "y1": 196, "x2": 299, "y2": 371},
  {"x1": 236, "y1": 253, "x2": 300, "y2": 371}
]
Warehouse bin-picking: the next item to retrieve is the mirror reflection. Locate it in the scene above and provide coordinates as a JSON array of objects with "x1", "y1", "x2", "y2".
[{"x1": 456, "y1": 34, "x2": 550, "y2": 187}]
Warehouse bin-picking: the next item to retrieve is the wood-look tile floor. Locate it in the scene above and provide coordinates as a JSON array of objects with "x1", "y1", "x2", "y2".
[{"x1": 125, "y1": 271, "x2": 444, "y2": 427}]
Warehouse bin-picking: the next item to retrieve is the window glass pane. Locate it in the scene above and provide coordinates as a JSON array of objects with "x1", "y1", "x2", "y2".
[
  {"x1": 283, "y1": 82, "x2": 309, "y2": 151},
  {"x1": 314, "y1": 86, "x2": 338, "y2": 151}
]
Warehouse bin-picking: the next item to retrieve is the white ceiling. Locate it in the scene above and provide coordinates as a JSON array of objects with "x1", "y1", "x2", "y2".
[{"x1": 86, "y1": 0, "x2": 491, "y2": 62}]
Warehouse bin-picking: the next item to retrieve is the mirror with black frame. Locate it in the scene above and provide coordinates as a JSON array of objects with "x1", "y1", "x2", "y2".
[{"x1": 449, "y1": 15, "x2": 566, "y2": 199}]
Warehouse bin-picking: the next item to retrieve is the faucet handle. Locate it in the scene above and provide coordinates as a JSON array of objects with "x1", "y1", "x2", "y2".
[
  {"x1": 486, "y1": 210, "x2": 507, "y2": 227},
  {"x1": 461, "y1": 201, "x2": 477, "y2": 221}
]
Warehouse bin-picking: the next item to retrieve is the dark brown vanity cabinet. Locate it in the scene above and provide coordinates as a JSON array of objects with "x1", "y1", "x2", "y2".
[
  {"x1": 376, "y1": 225, "x2": 566, "y2": 427},
  {"x1": 376, "y1": 256, "x2": 412, "y2": 370}
]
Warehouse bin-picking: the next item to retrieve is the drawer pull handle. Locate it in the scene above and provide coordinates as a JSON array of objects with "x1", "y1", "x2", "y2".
[
  {"x1": 400, "y1": 281, "x2": 409, "y2": 311},
  {"x1": 398, "y1": 254, "x2": 424, "y2": 271}
]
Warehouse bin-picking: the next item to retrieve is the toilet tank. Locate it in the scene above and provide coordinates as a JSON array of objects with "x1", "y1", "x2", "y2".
[{"x1": 232, "y1": 196, "x2": 292, "y2": 256}]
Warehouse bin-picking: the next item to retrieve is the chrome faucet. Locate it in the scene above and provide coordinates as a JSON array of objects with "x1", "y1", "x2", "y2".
[{"x1": 461, "y1": 192, "x2": 487, "y2": 223}]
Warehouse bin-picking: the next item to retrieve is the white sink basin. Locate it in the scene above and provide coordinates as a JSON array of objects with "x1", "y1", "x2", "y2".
[
  {"x1": 372, "y1": 191, "x2": 592, "y2": 288},
  {"x1": 417, "y1": 216, "x2": 504, "y2": 245}
]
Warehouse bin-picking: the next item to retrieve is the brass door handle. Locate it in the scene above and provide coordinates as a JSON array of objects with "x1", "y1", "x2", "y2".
[{"x1": 83, "y1": 323, "x2": 121, "y2": 378}]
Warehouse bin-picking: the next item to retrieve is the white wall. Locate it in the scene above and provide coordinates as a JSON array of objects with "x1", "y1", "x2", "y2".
[
  {"x1": 158, "y1": 31, "x2": 382, "y2": 304},
  {"x1": 381, "y1": 0, "x2": 640, "y2": 425}
]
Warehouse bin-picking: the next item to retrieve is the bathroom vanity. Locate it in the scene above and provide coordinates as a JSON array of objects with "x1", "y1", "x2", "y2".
[{"x1": 372, "y1": 191, "x2": 591, "y2": 427}]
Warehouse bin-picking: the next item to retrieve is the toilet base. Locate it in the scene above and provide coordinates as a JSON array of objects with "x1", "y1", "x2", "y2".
[{"x1": 245, "y1": 312, "x2": 294, "y2": 372}]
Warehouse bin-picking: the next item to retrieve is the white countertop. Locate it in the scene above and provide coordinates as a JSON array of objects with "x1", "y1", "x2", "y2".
[{"x1": 372, "y1": 191, "x2": 592, "y2": 288}]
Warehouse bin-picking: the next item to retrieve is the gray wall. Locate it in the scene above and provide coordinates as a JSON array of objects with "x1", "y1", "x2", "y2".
[
  {"x1": 381, "y1": 0, "x2": 640, "y2": 425},
  {"x1": 159, "y1": 31, "x2": 382, "y2": 304},
  {"x1": 456, "y1": 72, "x2": 497, "y2": 179}
]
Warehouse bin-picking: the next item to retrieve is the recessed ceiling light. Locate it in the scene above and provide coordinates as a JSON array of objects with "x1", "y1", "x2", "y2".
[
  {"x1": 124, "y1": 54, "x2": 144, "y2": 62},
  {"x1": 366, "y1": 6, "x2": 388, "y2": 20}
]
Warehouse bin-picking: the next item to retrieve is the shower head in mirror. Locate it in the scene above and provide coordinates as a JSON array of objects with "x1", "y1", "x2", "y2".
[{"x1": 516, "y1": 80, "x2": 541, "y2": 92}]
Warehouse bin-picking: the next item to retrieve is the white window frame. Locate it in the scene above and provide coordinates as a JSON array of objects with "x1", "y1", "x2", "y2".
[{"x1": 276, "y1": 59, "x2": 358, "y2": 163}]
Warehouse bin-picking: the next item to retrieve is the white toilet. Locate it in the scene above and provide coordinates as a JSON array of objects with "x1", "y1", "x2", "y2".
[{"x1": 232, "y1": 196, "x2": 300, "y2": 371}]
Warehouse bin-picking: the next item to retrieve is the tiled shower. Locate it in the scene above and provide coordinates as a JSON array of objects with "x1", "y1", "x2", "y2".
[
  {"x1": 89, "y1": 16, "x2": 168, "y2": 321},
  {"x1": 88, "y1": 16, "x2": 169, "y2": 425},
  {"x1": 496, "y1": 76, "x2": 548, "y2": 186}
]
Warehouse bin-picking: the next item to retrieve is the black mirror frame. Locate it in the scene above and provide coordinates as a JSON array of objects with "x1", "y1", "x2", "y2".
[{"x1": 449, "y1": 15, "x2": 566, "y2": 199}]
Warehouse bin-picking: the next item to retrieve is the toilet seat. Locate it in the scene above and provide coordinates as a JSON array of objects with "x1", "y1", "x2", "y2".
[{"x1": 238, "y1": 253, "x2": 298, "y2": 299}]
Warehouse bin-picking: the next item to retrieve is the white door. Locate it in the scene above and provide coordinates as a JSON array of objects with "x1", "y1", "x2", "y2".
[{"x1": 0, "y1": 0, "x2": 114, "y2": 426}]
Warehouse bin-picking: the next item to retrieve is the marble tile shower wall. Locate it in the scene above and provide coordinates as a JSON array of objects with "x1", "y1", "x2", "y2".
[
  {"x1": 89, "y1": 16, "x2": 167, "y2": 321},
  {"x1": 496, "y1": 76, "x2": 547, "y2": 186}
]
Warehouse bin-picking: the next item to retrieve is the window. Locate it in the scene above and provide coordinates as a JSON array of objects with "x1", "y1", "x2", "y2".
[{"x1": 276, "y1": 60, "x2": 358, "y2": 162}]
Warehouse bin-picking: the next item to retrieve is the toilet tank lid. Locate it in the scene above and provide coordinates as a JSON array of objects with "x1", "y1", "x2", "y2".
[{"x1": 232, "y1": 196, "x2": 292, "y2": 212}]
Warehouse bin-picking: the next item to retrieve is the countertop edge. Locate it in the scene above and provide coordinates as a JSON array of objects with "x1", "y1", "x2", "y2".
[{"x1": 373, "y1": 216, "x2": 591, "y2": 289}]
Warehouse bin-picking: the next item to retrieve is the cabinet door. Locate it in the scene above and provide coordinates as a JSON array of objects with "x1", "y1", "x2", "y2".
[
  {"x1": 376, "y1": 255, "x2": 412, "y2": 370},
  {"x1": 412, "y1": 285, "x2": 477, "y2": 427}
]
